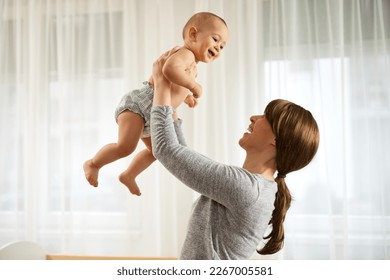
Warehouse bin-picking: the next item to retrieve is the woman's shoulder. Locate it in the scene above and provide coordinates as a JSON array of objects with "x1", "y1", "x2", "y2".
[
  {"x1": 231, "y1": 166, "x2": 276, "y2": 185},
  {"x1": 222, "y1": 165, "x2": 277, "y2": 197}
]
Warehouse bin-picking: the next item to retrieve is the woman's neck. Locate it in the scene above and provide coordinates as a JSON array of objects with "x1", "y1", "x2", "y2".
[{"x1": 242, "y1": 155, "x2": 276, "y2": 181}]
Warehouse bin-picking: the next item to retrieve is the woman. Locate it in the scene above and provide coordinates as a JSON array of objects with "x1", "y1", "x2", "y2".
[{"x1": 150, "y1": 49, "x2": 320, "y2": 259}]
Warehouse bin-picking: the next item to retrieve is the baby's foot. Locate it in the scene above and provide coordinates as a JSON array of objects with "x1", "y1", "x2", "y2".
[
  {"x1": 119, "y1": 173, "x2": 141, "y2": 196},
  {"x1": 83, "y1": 160, "x2": 99, "y2": 187}
]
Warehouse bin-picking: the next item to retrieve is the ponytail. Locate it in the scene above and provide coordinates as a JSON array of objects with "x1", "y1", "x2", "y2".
[{"x1": 257, "y1": 175, "x2": 291, "y2": 255}]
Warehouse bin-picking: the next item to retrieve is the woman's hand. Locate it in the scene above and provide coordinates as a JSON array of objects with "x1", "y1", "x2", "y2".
[
  {"x1": 152, "y1": 47, "x2": 180, "y2": 87},
  {"x1": 152, "y1": 47, "x2": 180, "y2": 106}
]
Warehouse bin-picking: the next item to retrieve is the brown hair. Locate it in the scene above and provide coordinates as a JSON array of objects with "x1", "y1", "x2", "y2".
[
  {"x1": 258, "y1": 99, "x2": 320, "y2": 255},
  {"x1": 182, "y1": 12, "x2": 227, "y2": 39}
]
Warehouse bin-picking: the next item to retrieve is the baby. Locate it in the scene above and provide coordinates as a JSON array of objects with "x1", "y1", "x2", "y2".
[{"x1": 83, "y1": 12, "x2": 228, "y2": 195}]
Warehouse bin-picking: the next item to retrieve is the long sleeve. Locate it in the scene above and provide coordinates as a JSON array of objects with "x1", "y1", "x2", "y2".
[
  {"x1": 173, "y1": 118, "x2": 187, "y2": 147},
  {"x1": 151, "y1": 105, "x2": 264, "y2": 209}
]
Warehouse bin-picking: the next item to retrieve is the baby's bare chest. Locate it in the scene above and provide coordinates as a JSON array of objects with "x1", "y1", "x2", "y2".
[{"x1": 171, "y1": 84, "x2": 190, "y2": 108}]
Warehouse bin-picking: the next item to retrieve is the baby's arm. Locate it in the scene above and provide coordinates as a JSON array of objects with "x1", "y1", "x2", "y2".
[{"x1": 162, "y1": 48, "x2": 202, "y2": 98}]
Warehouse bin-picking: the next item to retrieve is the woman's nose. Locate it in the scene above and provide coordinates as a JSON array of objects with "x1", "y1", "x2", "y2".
[{"x1": 250, "y1": 115, "x2": 264, "y2": 123}]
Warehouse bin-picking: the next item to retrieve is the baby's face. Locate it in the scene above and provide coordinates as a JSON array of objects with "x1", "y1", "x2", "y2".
[{"x1": 192, "y1": 19, "x2": 228, "y2": 63}]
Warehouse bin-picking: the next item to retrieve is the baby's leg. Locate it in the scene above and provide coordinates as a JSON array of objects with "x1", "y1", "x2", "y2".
[
  {"x1": 119, "y1": 137, "x2": 156, "y2": 196},
  {"x1": 83, "y1": 111, "x2": 144, "y2": 187}
]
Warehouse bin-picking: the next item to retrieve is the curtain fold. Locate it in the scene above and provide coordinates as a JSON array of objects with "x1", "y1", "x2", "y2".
[{"x1": 1, "y1": 0, "x2": 389, "y2": 259}]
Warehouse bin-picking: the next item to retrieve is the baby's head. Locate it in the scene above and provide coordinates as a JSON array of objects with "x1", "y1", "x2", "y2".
[{"x1": 182, "y1": 12, "x2": 228, "y2": 63}]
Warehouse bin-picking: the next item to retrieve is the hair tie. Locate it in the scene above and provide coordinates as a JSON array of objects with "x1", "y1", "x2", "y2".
[{"x1": 277, "y1": 173, "x2": 286, "y2": 179}]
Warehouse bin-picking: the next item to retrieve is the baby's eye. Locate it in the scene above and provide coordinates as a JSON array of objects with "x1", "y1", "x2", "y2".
[{"x1": 213, "y1": 37, "x2": 218, "y2": 42}]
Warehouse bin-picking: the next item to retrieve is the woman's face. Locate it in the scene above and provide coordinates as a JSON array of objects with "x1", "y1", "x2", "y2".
[{"x1": 239, "y1": 115, "x2": 275, "y2": 152}]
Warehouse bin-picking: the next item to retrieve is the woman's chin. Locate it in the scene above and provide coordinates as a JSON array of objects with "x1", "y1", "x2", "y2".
[{"x1": 238, "y1": 137, "x2": 246, "y2": 148}]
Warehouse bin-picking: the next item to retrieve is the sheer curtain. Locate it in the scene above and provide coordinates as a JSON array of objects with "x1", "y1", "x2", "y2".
[{"x1": 0, "y1": 0, "x2": 389, "y2": 259}]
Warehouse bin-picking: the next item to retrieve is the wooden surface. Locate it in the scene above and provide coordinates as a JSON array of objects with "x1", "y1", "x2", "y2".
[{"x1": 46, "y1": 254, "x2": 177, "y2": 260}]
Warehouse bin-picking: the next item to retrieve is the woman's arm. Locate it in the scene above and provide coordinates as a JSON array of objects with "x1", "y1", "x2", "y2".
[
  {"x1": 151, "y1": 106, "x2": 256, "y2": 208},
  {"x1": 173, "y1": 118, "x2": 187, "y2": 147},
  {"x1": 151, "y1": 49, "x2": 258, "y2": 208}
]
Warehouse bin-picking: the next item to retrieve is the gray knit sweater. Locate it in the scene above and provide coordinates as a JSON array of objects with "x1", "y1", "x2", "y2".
[{"x1": 151, "y1": 106, "x2": 277, "y2": 260}]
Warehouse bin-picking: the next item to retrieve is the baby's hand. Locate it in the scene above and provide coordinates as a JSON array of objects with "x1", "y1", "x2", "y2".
[
  {"x1": 190, "y1": 83, "x2": 202, "y2": 99},
  {"x1": 184, "y1": 95, "x2": 198, "y2": 108}
]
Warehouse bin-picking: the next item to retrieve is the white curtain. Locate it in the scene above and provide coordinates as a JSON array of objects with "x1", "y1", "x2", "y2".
[{"x1": 1, "y1": 0, "x2": 389, "y2": 259}]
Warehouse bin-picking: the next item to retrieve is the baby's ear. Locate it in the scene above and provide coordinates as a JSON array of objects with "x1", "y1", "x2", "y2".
[{"x1": 188, "y1": 26, "x2": 198, "y2": 41}]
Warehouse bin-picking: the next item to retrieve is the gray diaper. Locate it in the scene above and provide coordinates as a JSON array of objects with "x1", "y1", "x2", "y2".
[{"x1": 115, "y1": 82, "x2": 154, "y2": 138}]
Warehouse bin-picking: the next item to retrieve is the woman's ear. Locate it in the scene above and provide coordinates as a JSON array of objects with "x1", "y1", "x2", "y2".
[{"x1": 188, "y1": 26, "x2": 198, "y2": 41}]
